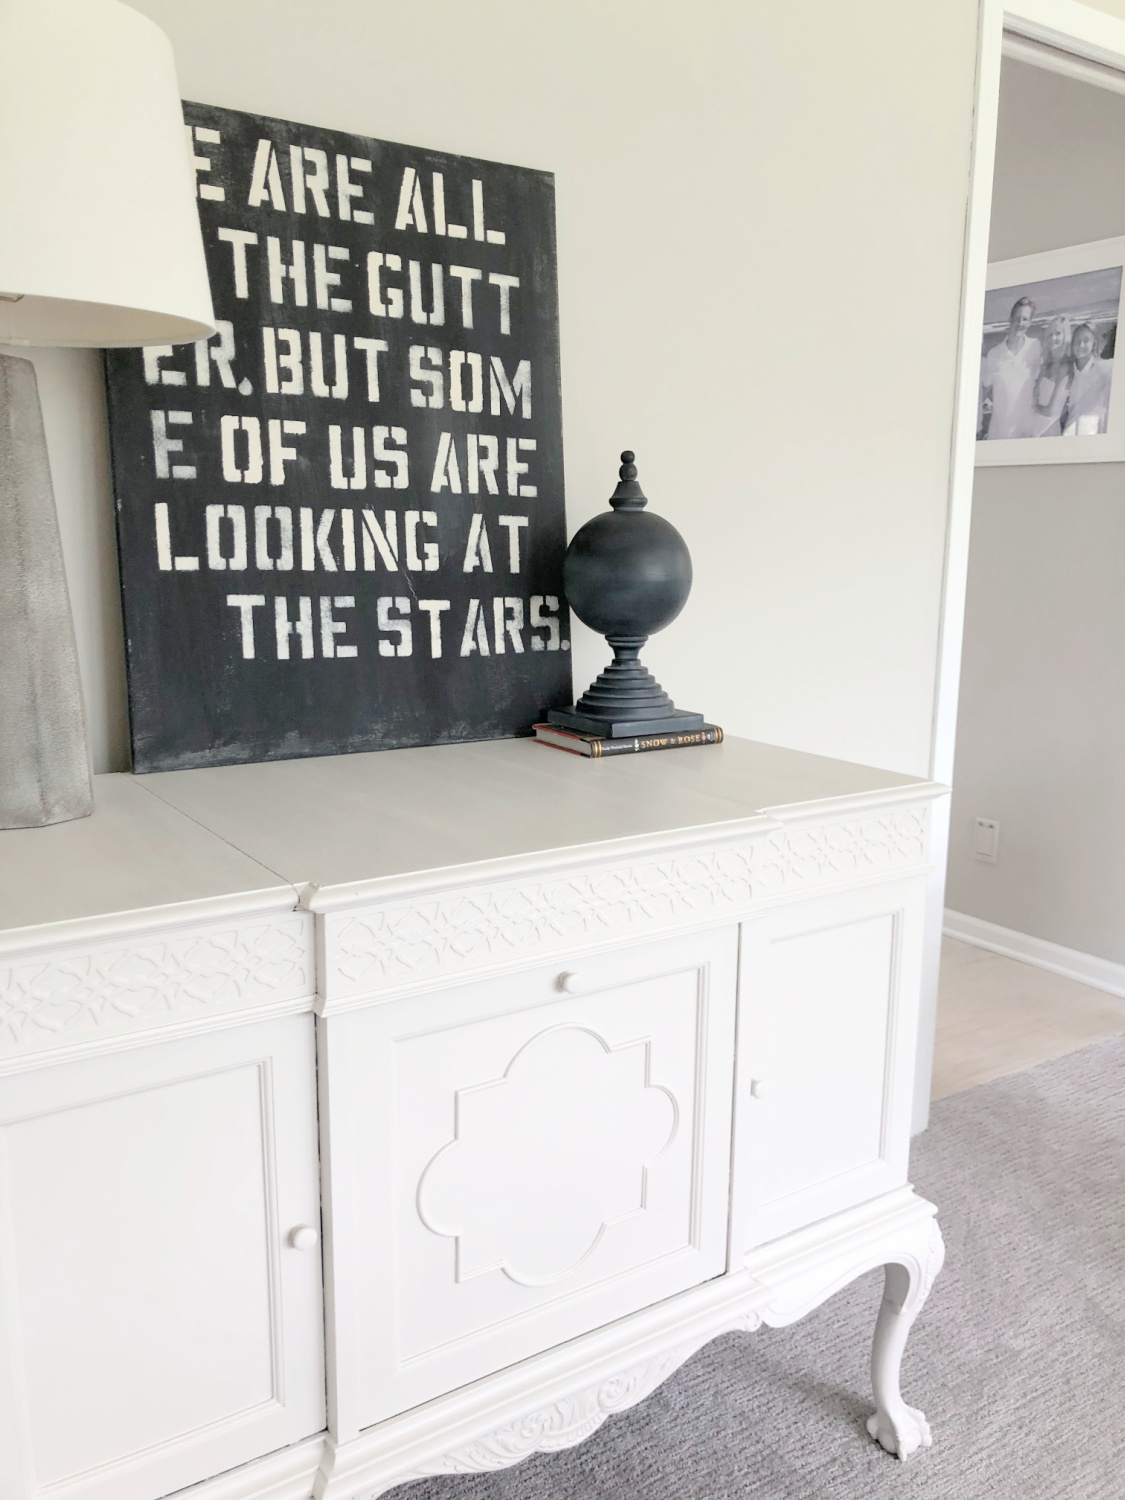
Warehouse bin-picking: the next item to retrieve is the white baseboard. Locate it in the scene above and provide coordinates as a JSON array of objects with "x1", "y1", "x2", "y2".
[{"x1": 943, "y1": 910, "x2": 1125, "y2": 999}]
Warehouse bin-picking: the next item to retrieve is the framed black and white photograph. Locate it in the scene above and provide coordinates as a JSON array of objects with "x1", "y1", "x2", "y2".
[{"x1": 976, "y1": 235, "x2": 1125, "y2": 466}]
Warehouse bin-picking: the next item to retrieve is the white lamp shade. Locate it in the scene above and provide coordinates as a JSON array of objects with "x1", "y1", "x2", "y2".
[{"x1": 0, "y1": 0, "x2": 215, "y2": 347}]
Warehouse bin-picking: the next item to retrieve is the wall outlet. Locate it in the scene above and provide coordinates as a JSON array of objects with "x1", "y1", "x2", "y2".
[{"x1": 974, "y1": 817, "x2": 999, "y2": 864}]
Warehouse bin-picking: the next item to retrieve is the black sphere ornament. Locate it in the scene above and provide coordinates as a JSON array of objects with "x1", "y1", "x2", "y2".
[{"x1": 548, "y1": 451, "x2": 704, "y2": 738}]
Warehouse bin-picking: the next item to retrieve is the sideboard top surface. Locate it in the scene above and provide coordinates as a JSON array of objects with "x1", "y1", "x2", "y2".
[
  {"x1": 0, "y1": 775, "x2": 294, "y2": 943},
  {"x1": 0, "y1": 736, "x2": 941, "y2": 941},
  {"x1": 139, "y1": 736, "x2": 938, "y2": 900}
]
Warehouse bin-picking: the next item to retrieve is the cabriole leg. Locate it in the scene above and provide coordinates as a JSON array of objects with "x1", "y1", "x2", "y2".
[{"x1": 866, "y1": 1220, "x2": 945, "y2": 1460}]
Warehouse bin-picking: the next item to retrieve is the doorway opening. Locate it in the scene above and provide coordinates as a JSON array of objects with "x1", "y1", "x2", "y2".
[{"x1": 930, "y1": 5, "x2": 1125, "y2": 1105}]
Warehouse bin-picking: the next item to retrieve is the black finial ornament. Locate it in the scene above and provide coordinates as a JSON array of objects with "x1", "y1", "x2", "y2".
[{"x1": 548, "y1": 451, "x2": 704, "y2": 738}]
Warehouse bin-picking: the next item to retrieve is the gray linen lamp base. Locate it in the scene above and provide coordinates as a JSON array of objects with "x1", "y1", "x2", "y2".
[{"x1": 0, "y1": 354, "x2": 93, "y2": 828}]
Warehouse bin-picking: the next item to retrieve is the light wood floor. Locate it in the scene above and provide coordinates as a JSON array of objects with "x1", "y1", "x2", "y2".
[{"x1": 931, "y1": 936, "x2": 1125, "y2": 1100}]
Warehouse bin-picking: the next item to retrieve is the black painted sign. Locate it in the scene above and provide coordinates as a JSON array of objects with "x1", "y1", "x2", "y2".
[{"x1": 106, "y1": 103, "x2": 570, "y2": 773}]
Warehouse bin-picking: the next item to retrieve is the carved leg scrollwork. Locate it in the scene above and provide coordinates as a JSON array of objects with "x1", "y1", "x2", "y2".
[
  {"x1": 318, "y1": 1200, "x2": 946, "y2": 1499},
  {"x1": 866, "y1": 1216, "x2": 945, "y2": 1460}
]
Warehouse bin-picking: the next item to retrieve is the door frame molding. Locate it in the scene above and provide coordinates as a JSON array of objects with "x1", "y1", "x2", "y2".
[{"x1": 916, "y1": 0, "x2": 1125, "y2": 1129}]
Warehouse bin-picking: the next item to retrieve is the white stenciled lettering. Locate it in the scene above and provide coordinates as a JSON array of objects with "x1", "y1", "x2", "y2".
[
  {"x1": 206, "y1": 504, "x2": 248, "y2": 570},
  {"x1": 289, "y1": 146, "x2": 330, "y2": 216},
  {"x1": 506, "y1": 436, "x2": 537, "y2": 497},
  {"x1": 417, "y1": 598, "x2": 451, "y2": 657},
  {"x1": 266, "y1": 237, "x2": 308, "y2": 307},
  {"x1": 394, "y1": 166, "x2": 429, "y2": 232},
  {"x1": 497, "y1": 515, "x2": 528, "y2": 572},
  {"x1": 352, "y1": 337, "x2": 388, "y2": 401},
  {"x1": 492, "y1": 596, "x2": 524, "y2": 653},
  {"x1": 467, "y1": 433, "x2": 500, "y2": 496},
  {"x1": 313, "y1": 243, "x2": 352, "y2": 312},
  {"x1": 377, "y1": 596, "x2": 412, "y2": 656},
  {"x1": 340, "y1": 508, "x2": 356, "y2": 571},
  {"x1": 189, "y1": 125, "x2": 224, "y2": 202},
  {"x1": 216, "y1": 228, "x2": 257, "y2": 298},
  {"x1": 437, "y1": 172, "x2": 468, "y2": 238},
  {"x1": 315, "y1": 510, "x2": 338, "y2": 571},
  {"x1": 372, "y1": 425, "x2": 409, "y2": 489},
  {"x1": 262, "y1": 327, "x2": 303, "y2": 396},
  {"x1": 367, "y1": 252, "x2": 404, "y2": 318},
  {"x1": 530, "y1": 595, "x2": 561, "y2": 651},
  {"x1": 254, "y1": 506, "x2": 294, "y2": 570},
  {"x1": 463, "y1": 513, "x2": 493, "y2": 573},
  {"x1": 409, "y1": 345, "x2": 444, "y2": 408},
  {"x1": 247, "y1": 139, "x2": 287, "y2": 210},
  {"x1": 360, "y1": 509, "x2": 398, "y2": 570},
  {"x1": 153, "y1": 503, "x2": 199, "y2": 571},
  {"x1": 409, "y1": 260, "x2": 444, "y2": 325},
  {"x1": 143, "y1": 346, "x2": 185, "y2": 385},
  {"x1": 431, "y1": 171, "x2": 447, "y2": 235},
  {"x1": 431, "y1": 431, "x2": 461, "y2": 493},
  {"x1": 275, "y1": 595, "x2": 315, "y2": 658},
  {"x1": 450, "y1": 350, "x2": 483, "y2": 413},
  {"x1": 448, "y1": 265, "x2": 481, "y2": 328},
  {"x1": 490, "y1": 356, "x2": 532, "y2": 417},
  {"x1": 193, "y1": 320, "x2": 238, "y2": 389},
  {"x1": 337, "y1": 155, "x2": 373, "y2": 223},
  {"x1": 488, "y1": 272, "x2": 519, "y2": 334},
  {"x1": 321, "y1": 596, "x2": 357, "y2": 658},
  {"x1": 471, "y1": 179, "x2": 505, "y2": 245},
  {"x1": 226, "y1": 594, "x2": 266, "y2": 658},
  {"x1": 268, "y1": 418, "x2": 306, "y2": 484},
  {"x1": 404, "y1": 510, "x2": 439, "y2": 571},
  {"x1": 150, "y1": 410, "x2": 196, "y2": 479},
  {"x1": 459, "y1": 598, "x2": 490, "y2": 656},
  {"x1": 220, "y1": 414, "x2": 263, "y2": 484},
  {"x1": 309, "y1": 332, "x2": 348, "y2": 399},
  {"x1": 329, "y1": 426, "x2": 367, "y2": 490}
]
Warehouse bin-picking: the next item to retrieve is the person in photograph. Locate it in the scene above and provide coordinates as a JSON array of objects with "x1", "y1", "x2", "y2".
[
  {"x1": 1032, "y1": 315, "x2": 1073, "y2": 436},
  {"x1": 1063, "y1": 321, "x2": 1113, "y2": 435},
  {"x1": 980, "y1": 295, "x2": 1042, "y2": 439}
]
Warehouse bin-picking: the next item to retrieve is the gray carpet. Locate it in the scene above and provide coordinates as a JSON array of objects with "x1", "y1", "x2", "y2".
[{"x1": 393, "y1": 1033, "x2": 1125, "y2": 1499}]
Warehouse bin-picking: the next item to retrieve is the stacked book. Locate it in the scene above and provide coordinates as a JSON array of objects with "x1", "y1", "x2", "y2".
[{"x1": 533, "y1": 723, "x2": 723, "y2": 758}]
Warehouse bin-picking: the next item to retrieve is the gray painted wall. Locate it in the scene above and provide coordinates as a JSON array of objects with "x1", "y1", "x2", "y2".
[{"x1": 947, "y1": 59, "x2": 1125, "y2": 963}]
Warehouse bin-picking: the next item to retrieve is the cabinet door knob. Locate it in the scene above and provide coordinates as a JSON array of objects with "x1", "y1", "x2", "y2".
[
  {"x1": 557, "y1": 971, "x2": 586, "y2": 994},
  {"x1": 288, "y1": 1224, "x2": 319, "y2": 1251},
  {"x1": 750, "y1": 1078, "x2": 768, "y2": 1100}
]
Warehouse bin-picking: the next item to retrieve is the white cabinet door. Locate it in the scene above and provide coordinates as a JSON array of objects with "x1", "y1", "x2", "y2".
[
  {"x1": 735, "y1": 877, "x2": 926, "y2": 1253},
  {"x1": 0, "y1": 1014, "x2": 325, "y2": 1500},
  {"x1": 321, "y1": 926, "x2": 737, "y2": 1429}
]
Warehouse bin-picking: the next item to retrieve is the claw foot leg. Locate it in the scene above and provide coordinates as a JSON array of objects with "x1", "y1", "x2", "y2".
[
  {"x1": 866, "y1": 1404, "x2": 932, "y2": 1460},
  {"x1": 866, "y1": 1219, "x2": 944, "y2": 1461}
]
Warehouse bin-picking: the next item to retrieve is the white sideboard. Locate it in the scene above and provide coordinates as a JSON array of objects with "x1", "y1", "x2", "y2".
[{"x1": 0, "y1": 737, "x2": 947, "y2": 1500}]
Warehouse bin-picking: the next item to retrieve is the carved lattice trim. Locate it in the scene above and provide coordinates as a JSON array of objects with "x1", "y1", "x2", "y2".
[
  {"x1": 327, "y1": 806, "x2": 929, "y2": 999},
  {"x1": 0, "y1": 914, "x2": 313, "y2": 1054}
]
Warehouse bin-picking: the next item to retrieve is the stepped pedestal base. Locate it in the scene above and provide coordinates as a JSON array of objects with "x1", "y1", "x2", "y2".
[
  {"x1": 548, "y1": 706, "x2": 705, "y2": 738},
  {"x1": 549, "y1": 634, "x2": 704, "y2": 738}
]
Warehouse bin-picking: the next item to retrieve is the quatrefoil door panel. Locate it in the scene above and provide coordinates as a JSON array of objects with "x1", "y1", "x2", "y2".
[
  {"x1": 319, "y1": 926, "x2": 737, "y2": 1426},
  {"x1": 418, "y1": 1026, "x2": 677, "y2": 1285}
]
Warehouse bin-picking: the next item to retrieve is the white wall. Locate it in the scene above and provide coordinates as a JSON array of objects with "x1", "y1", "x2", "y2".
[
  {"x1": 947, "y1": 56, "x2": 1125, "y2": 964},
  {"x1": 9, "y1": 0, "x2": 986, "y2": 778}
]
